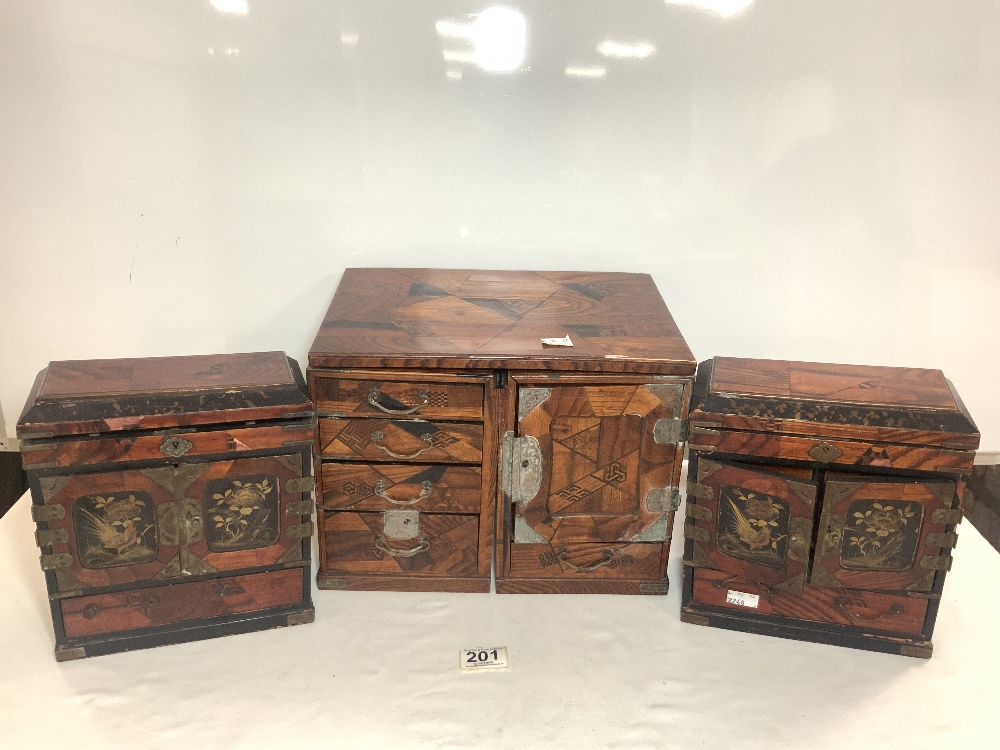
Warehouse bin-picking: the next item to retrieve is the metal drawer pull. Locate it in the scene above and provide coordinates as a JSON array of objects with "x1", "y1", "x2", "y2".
[
  {"x1": 557, "y1": 549, "x2": 614, "y2": 572},
  {"x1": 368, "y1": 387, "x2": 430, "y2": 415},
  {"x1": 370, "y1": 431, "x2": 435, "y2": 459},
  {"x1": 374, "y1": 480, "x2": 433, "y2": 505},
  {"x1": 375, "y1": 536, "x2": 430, "y2": 557}
]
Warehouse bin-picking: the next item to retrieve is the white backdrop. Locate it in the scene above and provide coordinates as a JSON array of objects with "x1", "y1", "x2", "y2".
[{"x1": 1, "y1": 2, "x2": 999, "y2": 748}]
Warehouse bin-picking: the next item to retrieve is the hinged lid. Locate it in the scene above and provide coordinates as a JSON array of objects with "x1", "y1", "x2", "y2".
[
  {"x1": 17, "y1": 352, "x2": 313, "y2": 440},
  {"x1": 308, "y1": 268, "x2": 696, "y2": 375},
  {"x1": 690, "y1": 357, "x2": 979, "y2": 451}
]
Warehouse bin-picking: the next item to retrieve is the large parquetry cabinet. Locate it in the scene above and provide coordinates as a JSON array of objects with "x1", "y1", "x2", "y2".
[
  {"x1": 681, "y1": 357, "x2": 980, "y2": 657},
  {"x1": 308, "y1": 268, "x2": 696, "y2": 594},
  {"x1": 17, "y1": 353, "x2": 317, "y2": 660}
]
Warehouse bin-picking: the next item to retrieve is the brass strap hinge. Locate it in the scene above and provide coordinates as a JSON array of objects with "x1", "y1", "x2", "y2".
[
  {"x1": 919, "y1": 555, "x2": 953, "y2": 571},
  {"x1": 286, "y1": 476, "x2": 315, "y2": 494},
  {"x1": 686, "y1": 503, "x2": 713, "y2": 521},
  {"x1": 653, "y1": 418, "x2": 689, "y2": 444},
  {"x1": 932, "y1": 508, "x2": 963, "y2": 525},
  {"x1": 35, "y1": 528, "x2": 68, "y2": 547},
  {"x1": 926, "y1": 532, "x2": 959, "y2": 549},
  {"x1": 285, "y1": 499, "x2": 315, "y2": 515},
  {"x1": 687, "y1": 482, "x2": 714, "y2": 501},
  {"x1": 684, "y1": 524, "x2": 710, "y2": 542},
  {"x1": 286, "y1": 522, "x2": 314, "y2": 539},
  {"x1": 40, "y1": 553, "x2": 72, "y2": 571},
  {"x1": 31, "y1": 504, "x2": 65, "y2": 522}
]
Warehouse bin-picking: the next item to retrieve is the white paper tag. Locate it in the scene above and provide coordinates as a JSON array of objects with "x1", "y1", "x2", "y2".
[
  {"x1": 460, "y1": 646, "x2": 509, "y2": 672},
  {"x1": 726, "y1": 590, "x2": 760, "y2": 608},
  {"x1": 540, "y1": 335, "x2": 573, "y2": 347}
]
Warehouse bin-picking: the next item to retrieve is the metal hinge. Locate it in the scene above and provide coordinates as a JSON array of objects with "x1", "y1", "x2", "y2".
[
  {"x1": 494, "y1": 369, "x2": 508, "y2": 389},
  {"x1": 35, "y1": 529, "x2": 68, "y2": 547},
  {"x1": 286, "y1": 476, "x2": 315, "y2": 494},
  {"x1": 39, "y1": 553, "x2": 73, "y2": 570},
  {"x1": 686, "y1": 503, "x2": 713, "y2": 521},
  {"x1": 926, "y1": 532, "x2": 959, "y2": 549},
  {"x1": 919, "y1": 555, "x2": 954, "y2": 571},
  {"x1": 31, "y1": 504, "x2": 65, "y2": 523},
  {"x1": 285, "y1": 499, "x2": 315, "y2": 516},
  {"x1": 684, "y1": 524, "x2": 710, "y2": 542},
  {"x1": 644, "y1": 487, "x2": 680, "y2": 513},
  {"x1": 932, "y1": 508, "x2": 963, "y2": 525},
  {"x1": 653, "y1": 418, "x2": 689, "y2": 444},
  {"x1": 687, "y1": 482, "x2": 714, "y2": 501},
  {"x1": 285, "y1": 522, "x2": 314, "y2": 539}
]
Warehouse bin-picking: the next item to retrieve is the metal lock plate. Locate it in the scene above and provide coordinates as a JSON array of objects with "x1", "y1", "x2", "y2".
[
  {"x1": 809, "y1": 442, "x2": 843, "y2": 463},
  {"x1": 502, "y1": 433, "x2": 542, "y2": 504},
  {"x1": 383, "y1": 510, "x2": 419, "y2": 540},
  {"x1": 160, "y1": 436, "x2": 193, "y2": 458}
]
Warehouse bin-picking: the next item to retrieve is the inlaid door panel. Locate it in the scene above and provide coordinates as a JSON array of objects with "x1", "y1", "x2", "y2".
[
  {"x1": 179, "y1": 454, "x2": 309, "y2": 574},
  {"x1": 810, "y1": 476, "x2": 957, "y2": 593},
  {"x1": 35, "y1": 467, "x2": 179, "y2": 594},
  {"x1": 685, "y1": 458, "x2": 818, "y2": 596},
  {"x1": 511, "y1": 382, "x2": 687, "y2": 545},
  {"x1": 319, "y1": 418, "x2": 483, "y2": 464}
]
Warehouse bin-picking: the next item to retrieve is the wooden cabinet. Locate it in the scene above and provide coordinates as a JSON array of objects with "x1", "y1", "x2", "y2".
[
  {"x1": 308, "y1": 268, "x2": 696, "y2": 594},
  {"x1": 17, "y1": 352, "x2": 316, "y2": 660},
  {"x1": 681, "y1": 357, "x2": 979, "y2": 657}
]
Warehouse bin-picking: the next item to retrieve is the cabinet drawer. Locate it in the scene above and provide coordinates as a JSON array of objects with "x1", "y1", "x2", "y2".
[
  {"x1": 312, "y1": 375, "x2": 484, "y2": 420},
  {"x1": 508, "y1": 542, "x2": 664, "y2": 579},
  {"x1": 319, "y1": 418, "x2": 483, "y2": 463},
  {"x1": 690, "y1": 569, "x2": 929, "y2": 637},
  {"x1": 60, "y1": 568, "x2": 305, "y2": 639},
  {"x1": 321, "y1": 511, "x2": 478, "y2": 576},
  {"x1": 320, "y1": 464, "x2": 481, "y2": 513}
]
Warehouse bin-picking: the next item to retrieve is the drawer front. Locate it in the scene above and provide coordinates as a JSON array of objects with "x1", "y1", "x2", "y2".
[
  {"x1": 60, "y1": 568, "x2": 305, "y2": 639},
  {"x1": 507, "y1": 542, "x2": 664, "y2": 579},
  {"x1": 312, "y1": 375, "x2": 484, "y2": 420},
  {"x1": 319, "y1": 418, "x2": 483, "y2": 463},
  {"x1": 320, "y1": 464, "x2": 481, "y2": 513},
  {"x1": 21, "y1": 422, "x2": 315, "y2": 469},
  {"x1": 321, "y1": 511, "x2": 478, "y2": 576},
  {"x1": 690, "y1": 569, "x2": 928, "y2": 637}
]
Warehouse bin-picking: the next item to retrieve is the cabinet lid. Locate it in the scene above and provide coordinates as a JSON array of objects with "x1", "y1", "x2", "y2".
[
  {"x1": 17, "y1": 352, "x2": 313, "y2": 439},
  {"x1": 690, "y1": 357, "x2": 980, "y2": 450},
  {"x1": 308, "y1": 268, "x2": 696, "y2": 375}
]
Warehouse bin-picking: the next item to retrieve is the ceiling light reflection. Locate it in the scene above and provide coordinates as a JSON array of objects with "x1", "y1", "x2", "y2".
[
  {"x1": 435, "y1": 20, "x2": 474, "y2": 40},
  {"x1": 340, "y1": 32, "x2": 359, "y2": 46},
  {"x1": 446, "y1": 69, "x2": 463, "y2": 81},
  {"x1": 210, "y1": 0, "x2": 249, "y2": 16},
  {"x1": 473, "y1": 7, "x2": 526, "y2": 72},
  {"x1": 597, "y1": 41, "x2": 655, "y2": 59},
  {"x1": 565, "y1": 66, "x2": 607, "y2": 79},
  {"x1": 664, "y1": 0, "x2": 754, "y2": 18}
]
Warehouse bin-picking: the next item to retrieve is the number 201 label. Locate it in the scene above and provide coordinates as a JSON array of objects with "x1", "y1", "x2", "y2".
[{"x1": 460, "y1": 646, "x2": 509, "y2": 672}]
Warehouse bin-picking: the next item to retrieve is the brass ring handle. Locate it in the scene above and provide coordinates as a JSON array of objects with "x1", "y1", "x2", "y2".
[
  {"x1": 557, "y1": 549, "x2": 614, "y2": 572},
  {"x1": 375, "y1": 536, "x2": 431, "y2": 558},
  {"x1": 370, "y1": 431, "x2": 435, "y2": 460},
  {"x1": 368, "y1": 387, "x2": 430, "y2": 415},
  {"x1": 374, "y1": 480, "x2": 434, "y2": 506}
]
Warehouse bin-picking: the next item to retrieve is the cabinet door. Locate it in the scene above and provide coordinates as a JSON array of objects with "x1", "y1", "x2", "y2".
[
  {"x1": 177, "y1": 454, "x2": 310, "y2": 574},
  {"x1": 810, "y1": 476, "x2": 958, "y2": 593},
  {"x1": 685, "y1": 458, "x2": 818, "y2": 595},
  {"x1": 511, "y1": 383, "x2": 685, "y2": 545},
  {"x1": 35, "y1": 467, "x2": 180, "y2": 594}
]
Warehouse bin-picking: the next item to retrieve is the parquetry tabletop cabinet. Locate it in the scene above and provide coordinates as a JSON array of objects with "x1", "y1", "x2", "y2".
[
  {"x1": 681, "y1": 357, "x2": 980, "y2": 657},
  {"x1": 17, "y1": 352, "x2": 317, "y2": 660},
  {"x1": 308, "y1": 268, "x2": 696, "y2": 594}
]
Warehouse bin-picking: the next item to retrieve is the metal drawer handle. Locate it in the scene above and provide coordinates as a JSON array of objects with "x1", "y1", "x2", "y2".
[
  {"x1": 371, "y1": 430, "x2": 435, "y2": 459},
  {"x1": 375, "y1": 536, "x2": 430, "y2": 558},
  {"x1": 557, "y1": 549, "x2": 614, "y2": 572},
  {"x1": 374, "y1": 480, "x2": 434, "y2": 505},
  {"x1": 368, "y1": 387, "x2": 430, "y2": 415}
]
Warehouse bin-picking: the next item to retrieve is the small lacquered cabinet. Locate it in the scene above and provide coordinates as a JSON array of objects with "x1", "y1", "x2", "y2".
[
  {"x1": 308, "y1": 268, "x2": 696, "y2": 594},
  {"x1": 17, "y1": 352, "x2": 317, "y2": 660},
  {"x1": 681, "y1": 357, "x2": 979, "y2": 657}
]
